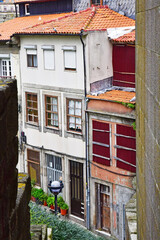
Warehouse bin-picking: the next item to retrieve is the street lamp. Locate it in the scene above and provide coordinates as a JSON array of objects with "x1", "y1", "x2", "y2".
[{"x1": 48, "y1": 179, "x2": 64, "y2": 215}]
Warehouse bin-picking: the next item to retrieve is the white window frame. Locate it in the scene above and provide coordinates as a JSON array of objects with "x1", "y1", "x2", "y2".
[
  {"x1": 1, "y1": 59, "x2": 11, "y2": 77},
  {"x1": 46, "y1": 154, "x2": 62, "y2": 183},
  {"x1": 26, "y1": 49, "x2": 37, "y2": 68},
  {"x1": 62, "y1": 46, "x2": 76, "y2": 71},
  {"x1": 25, "y1": 4, "x2": 30, "y2": 15}
]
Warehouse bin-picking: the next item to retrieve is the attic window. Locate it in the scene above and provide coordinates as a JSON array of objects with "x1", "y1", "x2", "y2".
[
  {"x1": 91, "y1": 0, "x2": 102, "y2": 5},
  {"x1": 25, "y1": 4, "x2": 30, "y2": 15}
]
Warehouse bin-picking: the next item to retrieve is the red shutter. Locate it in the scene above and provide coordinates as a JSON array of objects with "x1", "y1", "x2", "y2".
[
  {"x1": 92, "y1": 120, "x2": 110, "y2": 166},
  {"x1": 116, "y1": 124, "x2": 136, "y2": 173},
  {"x1": 113, "y1": 45, "x2": 135, "y2": 88}
]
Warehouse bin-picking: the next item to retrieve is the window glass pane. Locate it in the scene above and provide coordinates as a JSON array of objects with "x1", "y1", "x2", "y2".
[
  {"x1": 69, "y1": 100, "x2": 74, "y2": 108},
  {"x1": 75, "y1": 108, "x2": 81, "y2": 116},
  {"x1": 44, "y1": 50, "x2": 54, "y2": 70},
  {"x1": 27, "y1": 55, "x2": 32, "y2": 67},
  {"x1": 52, "y1": 97, "x2": 57, "y2": 105},
  {"x1": 76, "y1": 118, "x2": 81, "y2": 124},
  {"x1": 69, "y1": 116, "x2": 75, "y2": 123},
  {"x1": 76, "y1": 101, "x2": 81, "y2": 109},
  {"x1": 64, "y1": 50, "x2": 76, "y2": 69},
  {"x1": 33, "y1": 55, "x2": 37, "y2": 67},
  {"x1": 69, "y1": 108, "x2": 74, "y2": 115},
  {"x1": 52, "y1": 105, "x2": 58, "y2": 112}
]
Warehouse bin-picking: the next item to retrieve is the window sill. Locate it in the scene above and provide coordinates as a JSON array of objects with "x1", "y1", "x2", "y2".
[
  {"x1": 43, "y1": 126, "x2": 62, "y2": 136},
  {"x1": 67, "y1": 130, "x2": 82, "y2": 136},
  {"x1": 25, "y1": 122, "x2": 41, "y2": 131},
  {"x1": 64, "y1": 130, "x2": 84, "y2": 141}
]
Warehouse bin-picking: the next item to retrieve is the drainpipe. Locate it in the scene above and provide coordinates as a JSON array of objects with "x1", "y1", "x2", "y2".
[
  {"x1": 14, "y1": 3, "x2": 18, "y2": 18},
  {"x1": 80, "y1": 30, "x2": 90, "y2": 230}
]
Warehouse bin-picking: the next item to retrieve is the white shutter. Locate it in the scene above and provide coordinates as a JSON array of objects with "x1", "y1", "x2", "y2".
[
  {"x1": 44, "y1": 50, "x2": 55, "y2": 70},
  {"x1": 26, "y1": 49, "x2": 37, "y2": 55},
  {"x1": 64, "y1": 50, "x2": 76, "y2": 70}
]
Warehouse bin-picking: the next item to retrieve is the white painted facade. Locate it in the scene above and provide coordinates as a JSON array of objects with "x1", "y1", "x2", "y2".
[{"x1": 17, "y1": 31, "x2": 113, "y2": 223}]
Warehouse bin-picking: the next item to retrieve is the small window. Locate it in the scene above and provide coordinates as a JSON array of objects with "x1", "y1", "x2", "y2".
[
  {"x1": 63, "y1": 47, "x2": 76, "y2": 71},
  {"x1": 43, "y1": 49, "x2": 55, "y2": 70},
  {"x1": 1, "y1": 59, "x2": 11, "y2": 77},
  {"x1": 45, "y1": 95, "x2": 58, "y2": 128},
  {"x1": 67, "y1": 99, "x2": 82, "y2": 132},
  {"x1": 26, "y1": 92, "x2": 38, "y2": 125},
  {"x1": 27, "y1": 49, "x2": 37, "y2": 68},
  {"x1": 25, "y1": 4, "x2": 30, "y2": 15},
  {"x1": 91, "y1": 0, "x2": 102, "y2": 5},
  {"x1": 46, "y1": 154, "x2": 62, "y2": 183}
]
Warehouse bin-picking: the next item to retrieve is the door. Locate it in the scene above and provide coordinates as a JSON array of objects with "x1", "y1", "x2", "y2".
[
  {"x1": 27, "y1": 149, "x2": 40, "y2": 186},
  {"x1": 70, "y1": 161, "x2": 84, "y2": 218},
  {"x1": 100, "y1": 191, "x2": 111, "y2": 233}
]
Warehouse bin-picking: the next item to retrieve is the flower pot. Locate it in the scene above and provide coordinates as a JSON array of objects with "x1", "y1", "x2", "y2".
[
  {"x1": 50, "y1": 205, "x2": 54, "y2": 210},
  {"x1": 61, "y1": 209, "x2": 67, "y2": 216},
  {"x1": 31, "y1": 196, "x2": 36, "y2": 202},
  {"x1": 44, "y1": 200, "x2": 47, "y2": 206}
]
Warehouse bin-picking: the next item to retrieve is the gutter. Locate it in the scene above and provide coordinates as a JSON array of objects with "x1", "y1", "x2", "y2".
[
  {"x1": 80, "y1": 30, "x2": 90, "y2": 230},
  {"x1": 14, "y1": 3, "x2": 18, "y2": 18}
]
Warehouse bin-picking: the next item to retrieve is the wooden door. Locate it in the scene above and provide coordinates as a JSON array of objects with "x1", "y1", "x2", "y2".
[
  {"x1": 101, "y1": 193, "x2": 111, "y2": 233},
  {"x1": 70, "y1": 161, "x2": 84, "y2": 218}
]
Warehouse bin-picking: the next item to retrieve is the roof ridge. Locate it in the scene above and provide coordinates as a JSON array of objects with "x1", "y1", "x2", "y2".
[
  {"x1": 23, "y1": 8, "x2": 92, "y2": 31},
  {"x1": 82, "y1": 6, "x2": 97, "y2": 31}
]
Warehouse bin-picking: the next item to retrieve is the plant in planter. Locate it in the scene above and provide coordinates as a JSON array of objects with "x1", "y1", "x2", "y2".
[
  {"x1": 42, "y1": 193, "x2": 48, "y2": 206},
  {"x1": 34, "y1": 188, "x2": 44, "y2": 204},
  {"x1": 57, "y1": 196, "x2": 65, "y2": 213},
  {"x1": 47, "y1": 196, "x2": 55, "y2": 209},
  {"x1": 60, "y1": 203, "x2": 69, "y2": 216},
  {"x1": 31, "y1": 188, "x2": 39, "y2": 202}
]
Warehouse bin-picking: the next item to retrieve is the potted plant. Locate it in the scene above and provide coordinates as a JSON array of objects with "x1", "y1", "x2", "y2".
[
  {"x1": 57, "y1": 196, "x2": 65, "y2": 212},
  {"x1": 34, "y1": 188, "x2": 44, "y2": 204},
  {"x1": 60, "y1": 203, "x2": 69, "y2": 216},
  {"x1": 47, "y1": 196, "x2": 55, "y2": 209},
  {"x1": 43, "y1": 193, "x2": 48, "y2": 206},
  {"x1": 31, "y1": 188, "x2": 39, "y2": 202}
]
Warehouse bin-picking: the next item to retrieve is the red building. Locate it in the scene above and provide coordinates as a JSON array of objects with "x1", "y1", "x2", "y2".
[{"x1": 87, "y1": 29, "x2": 136, "y2": 240}]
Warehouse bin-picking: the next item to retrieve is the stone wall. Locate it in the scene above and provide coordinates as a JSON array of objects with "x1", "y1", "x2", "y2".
[
  {"x1": 0, "y1": 79, "x2": 31, "y2": 240},
  {"x1": 136, "y1": 1, "x2": 160, "y2": 240}
]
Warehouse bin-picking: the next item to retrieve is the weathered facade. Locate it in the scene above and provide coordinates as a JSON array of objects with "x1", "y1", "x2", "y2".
[{"x1": 136, "y1": 1, "x2": 160, "y2": 239}]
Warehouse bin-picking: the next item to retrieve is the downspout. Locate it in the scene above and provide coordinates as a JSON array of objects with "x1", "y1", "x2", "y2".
[
  {"x1": 14, "y1": 3, "x2": 18, "y2": 18},
  {"x1": 80, "y1": 30, "x2": 90, "y2": 230}
]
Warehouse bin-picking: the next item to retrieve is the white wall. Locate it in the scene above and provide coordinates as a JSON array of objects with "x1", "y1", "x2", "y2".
[
  {"x1": 86, "y1": 31, "x2": 113, "y2": 91},
  {"x1": 20, "y1": 35, "x2": 84, "y2": 90}
]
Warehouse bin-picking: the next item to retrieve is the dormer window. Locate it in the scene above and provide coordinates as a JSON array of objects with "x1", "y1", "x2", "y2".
[
  {"x1": 91, "y1": 0, "x2": 102, "y2": 5},
  {"x1": 25, "y1": 4, "x2": 30, "y2": 15}
]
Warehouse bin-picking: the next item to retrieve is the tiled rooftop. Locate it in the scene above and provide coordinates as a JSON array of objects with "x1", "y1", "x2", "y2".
[
  {"x1": 112, "y1": 30, "x2": 135, "y2": 44},
  {"x1": 87, "y1": 90, "x2": 135, "y2": 103},
  {"x1": 0, "y1": 12, "x2": 70, "y2": 41},
  {"x1": 14, "y1": 6, "x2": 135, "y2": 36}
]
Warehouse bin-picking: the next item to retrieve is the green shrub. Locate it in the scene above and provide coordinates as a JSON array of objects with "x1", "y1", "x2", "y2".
[
  {"x1": 47, "y1": 196, "x2": 55, "y2": 207},
  {"x1": 57, "y1": 196, "x2": 64, "y2": 208},
  {"x1": 30, "y1": 202, "x2": 106, "y2": 240},
  {"x1": 60, "y1": 203, "x2": 69, "y2": 210}
]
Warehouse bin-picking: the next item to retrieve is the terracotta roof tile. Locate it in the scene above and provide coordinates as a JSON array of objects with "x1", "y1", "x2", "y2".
[
  {"x1": 112, "y1": 30, "x2": 135, "y2": 43},
  {"x1": 14, "y1": 6, "x2": 135, "y2": 35},
  {"x1": 87, "y1": 90, "x2": 135, "y2": 103},
  {"x1": 0, "y1": 12, "x2": 70, "y2": 41}
]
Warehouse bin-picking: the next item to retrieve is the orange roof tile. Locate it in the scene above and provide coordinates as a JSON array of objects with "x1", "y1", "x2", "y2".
[
  {"x1": 0, "y1": 12, "x2": 70, "y2": 41},
  {"x1": 14, "y1": 6, "x2": 135, "y2": 36},
  {"x1": 112, "y1": 30, "x2": 135, "y2": 44},
  {"x1": 87, "y1": 90, "x2": 135, "y2": 103}
]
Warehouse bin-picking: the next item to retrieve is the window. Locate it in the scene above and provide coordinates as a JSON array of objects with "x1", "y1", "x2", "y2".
[
  {"x1": 67, "y1": 99, "x2": 82, "y2": 132},
  {"x1": 26, "y1": 92, "x2": 38, "y2": 125},
  {"x1": 1, "y1": 59, "x2": 11, "y2": 77},
  {"x1": 46, "y1": 154, "x2": 62, "y2": 183},
  {"x1": 27, "y1": 49, "x2": 37, "y2": 67},
  {"x1": 45, "y1": 95, "x2": 58, "y2": 128},
  {"x1": 92, "y1": 120, "x2": 111, "y2": 166},
  {"x1": 91, "y1": 0, "x2": 102, "y2": 5},
  {"x1": 62, "y1": 46, "x2": 76, "y2": 71},
  {"x1": 115, "y1": 124, "x2": 136, "y2": 172},
  {"x1": 42, "y1": 46, "x2": 55, "y2": 70},
  {"x1": 25, "y1": 4, "x2": 30, "y2": 15},
  {"x1": 27, "y1": 149, "x2": 40, "y2": 186}
]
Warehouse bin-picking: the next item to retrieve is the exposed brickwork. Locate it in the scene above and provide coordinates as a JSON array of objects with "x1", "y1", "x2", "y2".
[
  {"x1": 136, "y1": 1, "x2": 160, "y2": 240},
  {"x1": 0, "y1": 79, "x2": 31, "y2": 240}
]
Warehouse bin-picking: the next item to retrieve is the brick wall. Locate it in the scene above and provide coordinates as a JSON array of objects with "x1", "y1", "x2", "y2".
[
  {"x1": 0, "y1": 79, "x2": 31, "y2": 240},
  {"x1": 136, "y1": 1, "x2": 160, "y2": 240}
]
